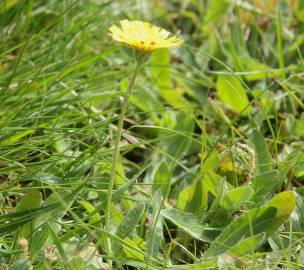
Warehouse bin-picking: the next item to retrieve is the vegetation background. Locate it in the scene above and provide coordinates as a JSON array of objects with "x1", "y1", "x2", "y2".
[{"x1": 0, "y1": 0, "x2": 304, "y2": 269}]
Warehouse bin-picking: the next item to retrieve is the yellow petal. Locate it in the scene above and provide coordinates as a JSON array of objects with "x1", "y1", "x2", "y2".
[{"x1": 108, "y1": 20, "x2": 183, "y2": 52}]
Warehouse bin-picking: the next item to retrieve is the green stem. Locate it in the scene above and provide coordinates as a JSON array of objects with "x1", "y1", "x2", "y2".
[{"x1": 105, "y1": 62, "x2": 141, "y2": 268}]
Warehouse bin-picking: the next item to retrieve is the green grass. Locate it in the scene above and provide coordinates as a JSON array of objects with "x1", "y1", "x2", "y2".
[{"x1": 1, "y1": 0, "x2": 304, "y2": 269}]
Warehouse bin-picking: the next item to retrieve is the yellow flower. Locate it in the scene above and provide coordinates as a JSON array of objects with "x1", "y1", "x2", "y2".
[{"x1": 109, "y1": 20, "x2": 183, "y2": 62}]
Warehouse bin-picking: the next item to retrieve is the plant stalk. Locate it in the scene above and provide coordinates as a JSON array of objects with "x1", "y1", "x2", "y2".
[{"x1": 105, "y1": 62, "x2": 141, "y2": 268}]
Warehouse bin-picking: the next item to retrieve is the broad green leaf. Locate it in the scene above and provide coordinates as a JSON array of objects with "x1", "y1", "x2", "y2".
[
  {"x1": 161, "y1": 208, "x2": 213, "y2": 242},
  {"x1": 216, "y1": 75, "x2": 251, "y2": 115},
  {"x1": 195, "y1": 44, "x2": 211, "y2": 72},
  {"x1": 249, "y1": 170, "x2": 280, "y2": 207},
  {"x1": 16, "y1": 190, "x2": 42, "y2": 239},
  {"x1": 53, "y1": 136, "x2": 71, "y2": 153},
  {"x1": 151, "y1": 49, "x2": 171, "y2": 90},
  {"x1": 243, "y1": 57, "x2": 279, "y2": 81},
  {"x1": 126, "y1": 75, "x2": 163, "y2": 123},
  {"x1": 204, "y1": 170, "x2": 226, "y2": 197},
  {"x1": 123, "y1": 238, "x2": 146, "y2": 261},
  {"x1": 294, "y1": 0, "x2": 304, "y2": 22},
  {"x1": 113, "y1": 204, "x2": 145, "y2": 253},
  {"x1": 207, "y1": 207, "x2": 231, "y2": 240},
  {"x1": 204, "y1": 0, "x2": 230, "y2": 24},
  {"x1": 220, "y1": 187, "x2": 253, "y2": 213},
  {"x1": 249, "y1": 129, "x2": 272, "y2": 173},
  {"x1": 203, "y1": 173, "x2": 230, "y2": 231},
  {"x1": 151, "y1": 49, "x2": 187, "y2": 107},
  {"x1": 295, "y1": 113, "x2": 304, "y2": 137},
  {"x1": 169, "y1": 111, "x2": 195, "y2": 161},
  {"x1": 201, "y1": 150, "x2": 221, "y2": 172},
  {"x1": 176, "y1": 178, "x2": 207, "y2": 215},
  {"x1": 267, "y1": 191, "x2": 296, "y2": 219},
  {"x1": 176, "y1": 182, "x2": 194, "y2": 211},
  {"x1": 152, "y1": 160, "x2": 170, "y2": 194},
  {"x1": 228, "y1": 233, "x2": 265, "y2": 256},
  {"x1": 204, "y1": 191, "x2": 296, "y2": 258},
  {"x1": 159, "y1": 110, "x2": 195, "y2": 167},
  {"x1": 252, "y1": 88, "x2": 276, "y2": 115},
  {"x1": 16, "y1": 191, "x2": 42, "y2": 212}
]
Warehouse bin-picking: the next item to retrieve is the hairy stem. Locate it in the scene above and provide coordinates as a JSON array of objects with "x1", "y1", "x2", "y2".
[{"x1": 105, "y1": 62, "x2": 141, "y2": 268}]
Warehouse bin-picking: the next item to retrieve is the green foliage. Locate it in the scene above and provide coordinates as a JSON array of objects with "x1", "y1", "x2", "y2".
[
  {"x1": 220, "y1": 187, "x2": 253, "y2": 213},
  {"x1": 161, "y1": 208, "x2": 212, "y2": 242},
  {"x1": 204, "y1": 191, "x2": 295, "y2": 258},
  {"x1": 15, "y1": 190, "x2": 42, "y2": 239},
  {"x1": 0, "y1": 0, "x2": 303, "y2": 269},
  {"x1": 216, "y1": 75, "x2": 251, "y2": 115},
  {"x1": 204, "y1": 0, "x2": 231, "y2": 24},
  {"x1": 113, "y1": 203, "x2": 145, "y2": 253}
]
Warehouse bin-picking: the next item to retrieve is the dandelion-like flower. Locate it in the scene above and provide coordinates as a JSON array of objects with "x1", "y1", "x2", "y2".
[
  {"x1": 105, "y1": 20, "x2": 182, "y2": 268},
  {"x1": 109, "y1": 20, "x2": 183, "y2": 63}
]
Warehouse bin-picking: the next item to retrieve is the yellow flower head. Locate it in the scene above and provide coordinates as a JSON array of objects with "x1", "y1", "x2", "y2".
[{"x1": 109, "y1": 20, "x2": 183, "y2": 63}]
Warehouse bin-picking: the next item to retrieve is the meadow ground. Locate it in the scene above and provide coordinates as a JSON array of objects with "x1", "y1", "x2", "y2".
[{"x1": 0, "y1": 0, "x2": 304, "y2": 269}]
